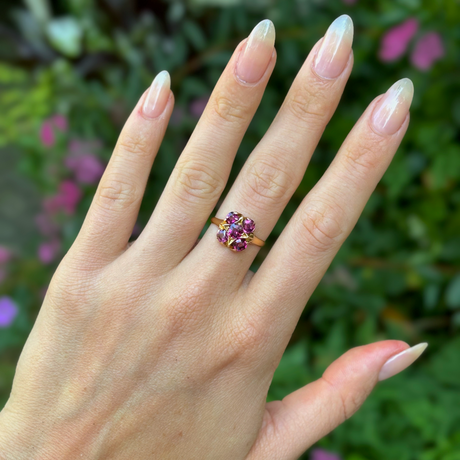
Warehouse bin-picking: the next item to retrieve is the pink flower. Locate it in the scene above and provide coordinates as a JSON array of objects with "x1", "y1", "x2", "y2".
[
  {"x1": 65, "y1": 153, "x2": 105, "y2": 184},
  {"x1": 310, "y1": 449, "x2": 342, "y2": 460},
  {"x1": 0, "y1": 296, "x2": 18, "y2": 327},
  {"x1": 43, "y1": 180, "x2": 82, "y2": 215},
  {"x1": 38, "y1": 240, "x2": 61, "y2": 264},
  {"x1": 0, "y1": 246, "x2": 12, "y2": 264},
  {"x1": 410, "y1": 32, "x2": 444, "y2": 70},
  {"x1": 379, "y1": 18, "x2": 419, "y2": 61},
  {"x1": 40, "y1": 121, "x2": 55, "y2": 147},
  {"x1": 39, "y1": 115, "x2": 68, "y2": 147},
  {"x1": 59, "y1": 180, "x2": 82, "y2": 214},
  {"x1": 51, "y1": 114, "x2": 68, "y2": 132}
]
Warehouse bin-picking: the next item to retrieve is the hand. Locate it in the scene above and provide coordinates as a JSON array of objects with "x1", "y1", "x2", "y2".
[{"x1": 0, "y1": 15, "x2": 425, "y2": 460}]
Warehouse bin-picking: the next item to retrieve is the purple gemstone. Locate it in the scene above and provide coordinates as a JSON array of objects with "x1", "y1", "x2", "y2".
[
  {"x1": 230, "y1": 238, "x2": 248, "y2": 252},
  {"x1": 227, "y1": 223, "x2": 243, "y2": 239},
  {"x1": 216, "y1": 229, "x2": 228, "y2": 243},
  {"x1": 226, "y1": 211, "x2": 240, "y2": 224},
  {"x1": 242, "y1": 218, "x2": 255, "y2": 233}
]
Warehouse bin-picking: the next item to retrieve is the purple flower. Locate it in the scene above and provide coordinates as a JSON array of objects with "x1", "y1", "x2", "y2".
[
  {"x1": 410, "y1": 32, "x2": 444, "y2": 70},
  {"x1": 40, "y1": 121, "x2": 55, "y2": 147},
  {"x1": 379, "y1": 18, "x2": 419, "y2": 61},
  {"x1": 65, "y1": 153, "x2": 105, "y2": 184},
  {"x1": 0, "y1": 296, "x2": 18, "y2": 327},
  {"x1": 310, "y1": 448, "x2": 342, "y2": 460},
  {"x1": 189, "y1": 96, "x2": 209, "y2": 118},
  {"x1": 38, "y1": 240, "x2": 61, "y2": 264},
  {"x1": 0, "y1": 246, "x2": 12, "y2": 264},
  {"x1": 65, "y1": 139, "x2": 105, "y2": 184}
]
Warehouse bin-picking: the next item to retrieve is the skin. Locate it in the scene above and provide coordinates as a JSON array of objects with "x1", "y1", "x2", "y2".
[{"x1": 0, "y1": 20, "x2": 413, "y2": 460}]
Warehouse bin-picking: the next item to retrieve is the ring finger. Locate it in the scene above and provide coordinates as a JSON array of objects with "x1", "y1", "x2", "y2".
[
  {"x1": 193, "y1": 15, "x2": 354, "y2": 285},
  {"x1": 248, "y1": 77, "x2": 414, "y2": 347}
]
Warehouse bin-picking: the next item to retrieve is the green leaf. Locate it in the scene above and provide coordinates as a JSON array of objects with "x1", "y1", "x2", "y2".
[
  {"x1": 24, "y1": 0, "x2": 51, "y2": 24},
  {"x1": 182, "y1": 20, "x2": 207, "y2": 51},
  {"x1": 46, "y1": 17, "x2": 83, "y2": 57}
]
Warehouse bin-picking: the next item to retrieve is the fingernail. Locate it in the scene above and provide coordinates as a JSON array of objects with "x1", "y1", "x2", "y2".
[
  {"x1": 378, "y1": 343, "x2": 428, "y2": 381},
  {"x1": 142, "y1": 70, "x2": 171, "y2": 118},
  {"x1": 236, "y1": 19, "x2": 275, "y2": 84},
  {"x1": 371, "y1": 78, "x2": 414, "y2": 135},
  {"x1": 314, "y1": 15, "x2": 353, "y2": 79}
]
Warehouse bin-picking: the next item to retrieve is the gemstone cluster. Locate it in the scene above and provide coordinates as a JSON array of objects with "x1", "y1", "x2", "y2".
[{"x1": 216, "y1": 211, "x2": 256, "y2": 252}]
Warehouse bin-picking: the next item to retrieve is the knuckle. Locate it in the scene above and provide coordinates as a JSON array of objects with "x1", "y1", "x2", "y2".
[
  {"x1": 220, "y1": 310, "x2": 269, "y2": 364},
  {"x1": 173, "y1": 160, "x2": 224, "y2": 205},
  {"x1": 210, "y1": 91, "x2": 249, "y2": 126},
  {"x1": 97, "y1": 175, "x2": 139, "y2": 211},
  {"x1": 46, "y1": 265, "x2": 98, "y2": 318},
  {"x1": 163, "y1": 278, "x2": 211, "y2": 335},
  {"x1": 287, "y1": 81, "x2": 331, "y2": 126},
  {"x1": 342, "y1": 135, "x2": 386, "y2": 177},
  {"x1": 244, "y1": 159, "x2": 293, "y2": 209},
  {"x1": 321, "y1": 375, "x2": 363, "y2": 422},
  {"x1": 117, "y1": 133, "x2": 151, "y2": 159},
  {"x1": 298, "y1": 200, "x2": 345, "y2": 253}
]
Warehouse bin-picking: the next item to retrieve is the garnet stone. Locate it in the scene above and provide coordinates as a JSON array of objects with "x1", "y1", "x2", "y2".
[
  {"x1": 226, "y1": 211, "x2": 241, "y2": 224},
  {"x1": 230, "y1": 238, "x2": 248, "y2": 252},
  {"x1": 216, "y1": 229, "x2": 228, "y2": 243},
  {"x1": 243, "y1": 218, "x2": 255, "y2": 233},
  {"x1": 227, "y1": 223, "x2": 243, "y2": 239}
]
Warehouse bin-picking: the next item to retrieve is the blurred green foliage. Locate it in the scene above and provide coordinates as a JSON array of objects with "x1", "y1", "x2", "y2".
[{"x1": 1, "y1": 0, "x2": 460, "y2": 458}]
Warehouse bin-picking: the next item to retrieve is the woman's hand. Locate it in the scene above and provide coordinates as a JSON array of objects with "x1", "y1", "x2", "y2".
[{"x1": 0, "y1": 15, "x2": 425, "y2": 460}]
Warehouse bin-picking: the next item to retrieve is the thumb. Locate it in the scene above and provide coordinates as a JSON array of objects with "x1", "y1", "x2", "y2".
[{"x1": 248, "y1": 340, "x2": 427, "y2": 460}]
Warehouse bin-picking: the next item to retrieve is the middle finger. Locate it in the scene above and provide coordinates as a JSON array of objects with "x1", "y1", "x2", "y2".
[
  {"x1": 193, "y1": 15, "x2": 354, "y2": 285},
  {"x1": 135, "y1": 19, "x2": 277, "y2": 271}
]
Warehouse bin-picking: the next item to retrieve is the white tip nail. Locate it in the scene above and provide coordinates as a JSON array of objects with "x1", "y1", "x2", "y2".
[
  {"x1": 378, "y1": 343, "x2": 428, "y2": 381},
  {"x1": 142, "y1": 70, "x2": 171, "y2": 118}
]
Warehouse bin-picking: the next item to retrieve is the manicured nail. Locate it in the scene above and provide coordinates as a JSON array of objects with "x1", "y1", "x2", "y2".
[
  {"x1": 236, "y1": 19, "x2": 275, "y2": 84},
  {"x1": 142, "y1": 70, "x2": 171, "y2": 118},
  {"x1": 371, "y1": 78, "x2": 414, "y2": 135},
  {"x1": 314, "y1": 15, "x2": 353, "y2": 79},
  {"x1": 378, "y1": 343, "x2": 428, "y2": 381}
]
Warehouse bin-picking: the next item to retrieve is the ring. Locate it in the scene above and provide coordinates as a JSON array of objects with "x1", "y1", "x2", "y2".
[{"x1": 211, "y1": 211, "x2": 265, "y2": 252}]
